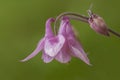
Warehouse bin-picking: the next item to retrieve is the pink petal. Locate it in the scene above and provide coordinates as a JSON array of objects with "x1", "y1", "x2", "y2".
[
  {"x1": 45, "y1": 18, "x2": 55, "y2": 37},
  {"x1": 21, "y1": 38, "x2": 45, "y2": 62},
  {"x1": 42, "y1": 51, "x2": 53, "y2": 63},
  {"x1": 58, "y1": 17, "x2": 69, "y2": 35},
  {"x1": 66, "y1": 24, "x2": 75, "y2": 37},
  {"x1": 44, "y1": 35, "x2": 65, "y2": 57},
  {"x1": 55, "y1": 50, "x2": 71, "y2": 63},
  {"x1": 64, "y1": 20, "x2": 91, "y2": 65},
  {"x1": 69, "y1": 38, "x2": 91, "y2": 65},
  {"x1": 55, "y1": 41, "x2": 71, "y2": 63}
]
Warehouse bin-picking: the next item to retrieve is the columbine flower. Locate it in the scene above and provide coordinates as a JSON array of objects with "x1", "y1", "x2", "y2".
[
  {"x1": 56, "y1": 17, "x2": 90, "y2": 65},
  {"x1": 88, "y1": 10, "x2": 110, "y2": 36},
  {"x1": 21, "y1": 18, "x2": 65, "y2": 63},
  {"x1": 21, "y1": 16, "x2": 90, "y2": 65}
]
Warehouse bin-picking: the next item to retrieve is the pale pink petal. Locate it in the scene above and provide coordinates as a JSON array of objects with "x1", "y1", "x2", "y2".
[
  {"x1": 44, "y1": 35, "x2": 65, "y2": 57},
  {"x1": 55, "y1": 40, "x2": 71, "y2": 63},
  {"x1": 21, "y1": 38, "x2": 45, "y2": 62},
  {"x1": 55, "y1": 50, "x2": 71, "y2": 63},
  {"x1": 64, "y1": 19, "x2": 91, "y2": 65},
  {"x1": 45, "y1": 18, "x2": 55, "y2": 37},
  {"x1": 58, "y1": 17, "x2": 69, "y2": 35},
  {"x1": 42, "y1": 51, "x2": 53, "y2": 63},
  {"x1": 69, "y1": 38, "x2": 90, "y2": 65},
  {"x1": 66, "y1": 24, "x2": 75, "y2": 37}
]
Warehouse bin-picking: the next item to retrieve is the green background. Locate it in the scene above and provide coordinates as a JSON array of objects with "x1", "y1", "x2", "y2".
[{"x1": 0, "y1": 0, "x2": 120, "y2": 80}]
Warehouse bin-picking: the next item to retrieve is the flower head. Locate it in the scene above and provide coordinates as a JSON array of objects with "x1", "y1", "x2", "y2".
[
  {"x1": 55, "y1": 17, "x2": 90, "y2": 65},
  {"x1": 21, "y1": 17, "x2": 90, "y2": 65},
  {"x1": 21, "y1": 18, "x2": 65, "y2": 63}
]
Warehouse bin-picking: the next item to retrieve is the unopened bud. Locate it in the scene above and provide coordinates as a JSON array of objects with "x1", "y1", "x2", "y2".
[{"x1": 88, "y1": 14, "x2": 110, "y2": 36}]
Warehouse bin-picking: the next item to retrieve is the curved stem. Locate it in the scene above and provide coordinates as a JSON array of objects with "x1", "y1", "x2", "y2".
[
  {"x1": 67, "y1": 15, "x2": 88, "y2": 23},
  {"x1": 108, "y1": 28, "x2": 120, "y2": 38},
  {"x1": 54, "y1": 12, "x2": 89, "y2": 34},
  {"x1": 54, "y1": 12, "x2": 120, "y2": 38}
]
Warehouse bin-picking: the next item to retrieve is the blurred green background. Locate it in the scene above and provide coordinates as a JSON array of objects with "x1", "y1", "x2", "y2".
[{"x1": 0, "y1": 0, "x2": 120, "y2": 80}]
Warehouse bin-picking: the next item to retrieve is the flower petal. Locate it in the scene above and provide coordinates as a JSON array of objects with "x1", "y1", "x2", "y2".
[
  {"x1": 42, "y1": 51, "x2": 53, "y2": 63},
  {"x1": 45, "y1": 18, "x2": 55, "y2": 37},
  {"x1": 55, "y1": 50, "x2": 71, "y2": 63},
  {"x1": 58, "y1": 17, "x2": 69, "y2": 35},
  {"x1": 44, "y1": 35, "x2": 65, "y2": 57},
  {"x1": 69, "y1": 38, "x2": 90, "y2": 65},
  {"x1": 63, "y1": 20, "x2": 91, "y2": 65},
  {"x1": 66, "y1": 24, "x2": 75, "y2": 38},
  {"x1": 21, "y1": 38, "x2": 45, "y2": 62}
]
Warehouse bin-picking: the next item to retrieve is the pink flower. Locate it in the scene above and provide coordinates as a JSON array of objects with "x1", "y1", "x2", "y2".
[
  {"x1": 21, "y1": 17, "x2": 90, "y2": 65},
  {"x1": 55, "y1": 17, "x2": 90, "y2": 65},
  {"x1": 21, "y1": 18, "x2": 65, "y2": 63}
]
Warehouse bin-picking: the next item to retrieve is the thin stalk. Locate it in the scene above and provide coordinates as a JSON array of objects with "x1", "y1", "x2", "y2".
[
  {"x1": 67, "y1": 15, "x2": 88, "y2": 23},
  {"x1": 108, "y1": 28, "x2": 120, "y2": 38}
]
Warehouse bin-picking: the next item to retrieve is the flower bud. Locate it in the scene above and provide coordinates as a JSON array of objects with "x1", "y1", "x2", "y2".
[{"x1": 88, "y1": 14, "x2": 110, "y2": 36}]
